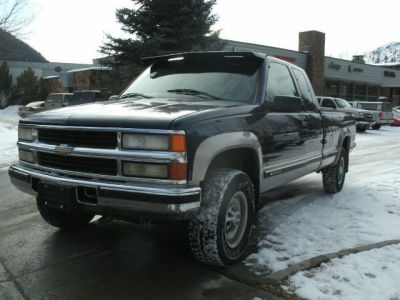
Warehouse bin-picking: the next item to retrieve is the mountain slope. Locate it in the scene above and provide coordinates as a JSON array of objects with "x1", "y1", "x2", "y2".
[
  {"x1": 0, "y1": 29, "x2": 47, "y2": 62},
  {"x1": 364, "y1": 42, "x2": 400, "y2": 64}
]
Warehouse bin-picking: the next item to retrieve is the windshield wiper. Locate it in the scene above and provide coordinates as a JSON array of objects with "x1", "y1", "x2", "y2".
[
  {"x1": 167, "y1": 89, "x2": 221, "y2": 100},
  {"x1": 118, "y1": 92, "x2": 153, "y2": 99}
]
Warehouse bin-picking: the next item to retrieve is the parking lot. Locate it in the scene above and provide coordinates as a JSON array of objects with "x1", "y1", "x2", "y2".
[{"x1": 1, "y1": 119, "x2": 399, "y2": 299}]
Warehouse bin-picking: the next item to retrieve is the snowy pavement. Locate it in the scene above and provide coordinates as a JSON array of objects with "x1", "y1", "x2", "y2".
[
  {"x1": 245, "y1": 126, "x2": 400, "y2": 299},
  {"x1": 0, "y1": 106, "x2": 20, "y2": 168}
]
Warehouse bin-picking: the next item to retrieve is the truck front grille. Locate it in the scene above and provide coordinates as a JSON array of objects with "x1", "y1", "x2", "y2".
[
  {"x1": 38, "y1": 128, "x2": 117, "y2": 149},
  {"x1": 38, "y1": 152, "x2": 118, "y2": 175}
]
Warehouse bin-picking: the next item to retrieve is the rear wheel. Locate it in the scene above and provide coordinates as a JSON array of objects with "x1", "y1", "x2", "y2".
[
  {"x1": 356, "y1": 126, "x2": 366, "y2": 133},
  {"x1": 372, "y1": 124, "x2": 381, "y2": 130},
  {"x1": 37, "y1": 197, "x2": 94, "y2": 230},
  {"x1": 188, "y1": 168, "x2": 255, "y2": 266},
  {"x1": 322, "y1": 148, "x2": 347, "y2": 193}
]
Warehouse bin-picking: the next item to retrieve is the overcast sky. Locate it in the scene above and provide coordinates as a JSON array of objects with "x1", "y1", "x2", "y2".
[{"x1": 25, "y1": 0, "x2": 400, "y2": 64}]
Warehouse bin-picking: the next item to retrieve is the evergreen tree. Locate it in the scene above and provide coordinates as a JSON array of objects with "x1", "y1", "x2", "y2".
[
  {"x1": 0, "y1": 61, "x2": 13, "y2": 108},
  {"x1": 15, "y1": 67, "x2": 38, "y2": 105},
  {"x1": 100, "y1": 0, "x2": 222, "y2": 66}
]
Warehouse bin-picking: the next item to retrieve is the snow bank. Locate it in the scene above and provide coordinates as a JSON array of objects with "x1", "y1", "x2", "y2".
[
  {"x1": 245, "y1": 127, "x2": 400, "y2": 273},
  {"x1": 0, "y1": 106, "x2": 20, "y2": 167},
  {"x1": 286, "y1": 244, "x2": 400, "y2": 300}
]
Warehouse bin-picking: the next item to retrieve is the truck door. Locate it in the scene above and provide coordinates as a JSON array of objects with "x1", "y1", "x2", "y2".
[
  {"x1": 259, "y1": 62, "x2": 310, "y2": 192},
  {"x1": 291, "y1": 68, "x2": 324, "y2": 173}
]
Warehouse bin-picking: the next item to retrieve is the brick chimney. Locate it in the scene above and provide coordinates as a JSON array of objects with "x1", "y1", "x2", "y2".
[
  {"x1": 352, "y1": 55, "x2": 365, "y2": 64},
  {"x1": 299, "y1": 31, "x2": 325, "y2": 95}
]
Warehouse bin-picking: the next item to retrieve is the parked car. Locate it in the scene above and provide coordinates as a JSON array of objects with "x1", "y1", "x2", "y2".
[
  {"x1": 350, "y1": 101, "x2": 393, "y2": 130},
  {"x1": 393, "y1": 107, "x2": 400, "y2": 126},
  {"x1": 69, "y1": 90, "x2": 107, "y2": 106},
  {"x1": 317, "y1": 97, "x2": 372, "y2": 132},
  {"x1": 44, "y1": 93, "x2": 73, "y2": 110},
  {"x1": 18, "y1": 101, "x2": 45, "y2": 118},
  {"x1": 108, "y1": 95, "x2": 119, "y2": 101},
  {"x1": 9, "y1": 52, "x2": 356, "y2": 266}
]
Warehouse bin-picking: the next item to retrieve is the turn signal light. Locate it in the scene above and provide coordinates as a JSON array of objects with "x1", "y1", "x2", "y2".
[
  {"x1": 169, "y1": 134, "x2": 186, "y2": 152},
  {"x1": 169, "y1": 163, "x2": 187, "y2": 180}
]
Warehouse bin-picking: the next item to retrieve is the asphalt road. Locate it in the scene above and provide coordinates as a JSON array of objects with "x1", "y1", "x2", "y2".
[{"x1": 0, "y1": 168, "x2": 278, "y2": 300}]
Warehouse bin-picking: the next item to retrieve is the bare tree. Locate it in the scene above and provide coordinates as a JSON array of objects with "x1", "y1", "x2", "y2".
[{"x1": 0, "y1": 0, "x2": 36, "y2": 37}]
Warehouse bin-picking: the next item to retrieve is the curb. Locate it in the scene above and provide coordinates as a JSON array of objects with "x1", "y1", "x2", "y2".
[
  {"x1": 217, "y1": 239, "x2": 400, "y2": 299},
  {"x1": 265, "y1": 238, "x2": 400, "y2": 281}
]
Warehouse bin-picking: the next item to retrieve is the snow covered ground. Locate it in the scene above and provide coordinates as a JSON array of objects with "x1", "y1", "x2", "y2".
[
  {"x1": 287, "y1": 244, "x2": 400, "y2": 300},
  {"x1": 0, "y1": 106, "x2": 20, "y2": 168},
  {"x1": 245, "y1": 126, "x2": 400, "y2": 299}
]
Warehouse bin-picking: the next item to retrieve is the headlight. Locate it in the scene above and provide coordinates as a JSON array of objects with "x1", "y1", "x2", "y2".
[
  {"x1": 19, "y1": 150, "x2": 34, "y2": 163},
  {"x1": 122, "y1": 162, "x2": 168, "y2": 178},
  {"x1": 18, "y1": 127, "x2": 33, "y2": 141},
  {"x1": 121, "y1": 133, "x2": 186, "y2": 151},
  {"x1": 122, "y1": 134, "x2": 169, "y2": 150}
]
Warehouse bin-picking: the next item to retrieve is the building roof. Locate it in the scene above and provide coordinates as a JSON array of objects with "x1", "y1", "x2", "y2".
[{"x1": 67, "y1": 66, "x2": 112, "y2": 73}]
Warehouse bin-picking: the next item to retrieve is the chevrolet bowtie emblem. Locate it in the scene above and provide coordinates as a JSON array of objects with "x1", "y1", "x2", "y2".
[{"x1": 54, "y1": 144, "x2": 74, "y2": 155}]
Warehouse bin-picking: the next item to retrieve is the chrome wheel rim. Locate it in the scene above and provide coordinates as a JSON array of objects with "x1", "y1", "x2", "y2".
[
  {"x1": 224, "y1": 191, "x2": 248, "y2": 248},
  {"x1": 338, "y1": 156, "x2": 345, "y2": 185}
]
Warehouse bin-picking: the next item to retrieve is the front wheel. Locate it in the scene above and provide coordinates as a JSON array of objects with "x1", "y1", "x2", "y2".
[
  {"x1": 322, "y1": 148, "x2": 347, "y2": 193},
  {"x1": 372, "y1": 124, "x2": 381, "y2": 130},
  {"x1": 188, "y1": 169, "x2": 255, "y2": 266}
]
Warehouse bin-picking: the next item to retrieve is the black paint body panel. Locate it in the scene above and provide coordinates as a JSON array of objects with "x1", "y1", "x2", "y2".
[{"x1": 20, "y1": 53, "x2": 356, "y2": 192}]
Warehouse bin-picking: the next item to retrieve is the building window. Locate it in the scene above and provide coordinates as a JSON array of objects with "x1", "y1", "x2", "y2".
[
  {"x1": 367, "y1": 86, "x2": 379, "y2": 100},
  {"x1": 339, "y1": 82, "x2": 353, "y2": 100},
  {"x1": 355, "y1": 84, "x2": 366, "y2": 100},
  {"x1": 325, "y1": 81, "x2": 339, "y2": 97}
]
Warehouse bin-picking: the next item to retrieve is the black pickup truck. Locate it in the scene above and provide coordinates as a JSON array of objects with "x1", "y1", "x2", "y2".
[{"x1": 9, "y1": 52, "x2": 356, "y2": 266}]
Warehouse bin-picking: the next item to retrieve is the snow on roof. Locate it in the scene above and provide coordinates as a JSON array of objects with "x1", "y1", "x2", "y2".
[
  {"x1": 67, "y1": 66, "x2": 112, "y2": 73},
  {"x1": 42, "y1": 75, "x2": 60, "y2": 79},
  {"x1": 373, "y1": 62, "x2": 400, "y2": 66}
]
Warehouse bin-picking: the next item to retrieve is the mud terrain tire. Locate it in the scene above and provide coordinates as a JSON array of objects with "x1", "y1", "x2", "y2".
[
  {"x1": 322, "y1": 148, "x2": 347, "y2": 193},
  {"x1": 188, "y1": 168, "x2": 255, "y2": 266}
]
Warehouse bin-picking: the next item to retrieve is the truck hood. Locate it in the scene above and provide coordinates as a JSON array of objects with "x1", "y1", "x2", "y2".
[{"x1": 20, "y1": 98, "x2": 243, "y2": 129}]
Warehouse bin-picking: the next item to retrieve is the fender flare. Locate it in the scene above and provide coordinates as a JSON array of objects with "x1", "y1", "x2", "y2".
[
  {"x1": 334, "y1": 127, "x2": 352, "y2": 164},
  {"x1": 189, "y1": 131, "x2": 263, "y2": 186}
]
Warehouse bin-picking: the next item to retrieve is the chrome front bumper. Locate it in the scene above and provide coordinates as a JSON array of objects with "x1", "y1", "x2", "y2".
[{"x1": 9, "y1": 164, "x2": 201, "y2": 216}]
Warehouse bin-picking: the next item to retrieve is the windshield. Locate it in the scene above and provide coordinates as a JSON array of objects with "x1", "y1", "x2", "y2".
[
  {"x1": 120, "y1": 56, "x2": 262, "y2": 103},
  {"x1": 72, "y1": 92, "x2": 95, "y2": 102},
  {"x1": 46, "y1": 94, "x2": 63, "y2": 102},
  {"x1": 334, "y1": 98, "x2": 352, "y2": 108}
]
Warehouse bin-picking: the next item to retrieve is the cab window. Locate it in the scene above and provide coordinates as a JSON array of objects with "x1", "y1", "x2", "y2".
[
  {"x1": 292, "y1": 69, "x2": 317, "y2": 111},
  {"x1": 265, "y1": 63, "x2": 298, "y2": 102}
]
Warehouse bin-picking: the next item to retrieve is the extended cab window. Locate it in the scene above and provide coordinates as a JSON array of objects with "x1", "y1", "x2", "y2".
[
  {"x1": 292, "y1": 68, "x2": 317, "y2": 111},
  {"x1": 265, "y1": 63, "x2": 298, "y2": 102},
  {"x1": 121, "y1": 56, "x2": 262, "y2": 103}
]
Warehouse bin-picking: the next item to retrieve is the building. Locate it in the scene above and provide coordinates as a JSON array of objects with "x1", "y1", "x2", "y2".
[
  {"x1": 6, "y1": 60, "x2": 95, "y2": 85},
  {"x1": 223, "y1": 31, "x2": 400, "y2": 106}
]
